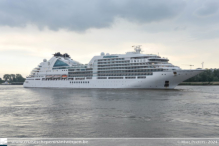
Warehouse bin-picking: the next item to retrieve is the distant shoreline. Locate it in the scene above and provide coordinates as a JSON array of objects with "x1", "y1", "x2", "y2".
[
  {"x1": 0, "y1": 82, "x2": 24, "y2": 85},
  {"x1": 179, "y1": 82, "x2": 219, "y2": 85}
]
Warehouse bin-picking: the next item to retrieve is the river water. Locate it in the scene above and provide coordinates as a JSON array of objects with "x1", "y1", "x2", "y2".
[{"x1": 0, "y1": 85, "x2": 219, "y2": 138}]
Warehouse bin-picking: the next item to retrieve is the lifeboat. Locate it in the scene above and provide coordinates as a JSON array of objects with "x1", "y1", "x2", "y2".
[
  {"x1": 46, "y1": 75, "x2": 53, "y2": 78},
  {"x1": 62, "y1": 75, "x2": 68, "y2": 78},
  {"x1": 53, "y1": 75, "x2": 61, "y2": 78}
]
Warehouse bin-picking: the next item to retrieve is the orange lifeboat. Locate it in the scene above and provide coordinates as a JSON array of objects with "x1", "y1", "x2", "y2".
[{"x1": 62, "y1": 75, "x2": 68, "y2": 78}]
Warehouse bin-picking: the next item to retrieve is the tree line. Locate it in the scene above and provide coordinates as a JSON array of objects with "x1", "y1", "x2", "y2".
[
  {"x1": 0, "y1": 74, "x2": 26, "y2": 83},
  {"x1": 185, "y1": 69, "x2": 219, "y2": 82}
]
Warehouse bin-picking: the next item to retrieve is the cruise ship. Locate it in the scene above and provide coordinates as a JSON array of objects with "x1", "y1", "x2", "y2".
[{"x1": 23, "y1": 46, "x2": 204, "y2": 89}]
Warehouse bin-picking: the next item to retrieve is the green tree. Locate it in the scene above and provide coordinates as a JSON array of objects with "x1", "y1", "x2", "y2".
[
  {"x1": 0, "y1": 78, "x2": 3, "y2": 83},
  {"x1": 213, "y1": 70, "x2": 219, "y2": 80},
  {"x1": 15, "y1": 74, "x2": 25, "y2": 82},
  {"x1": 213, "y1": 77, "x2": 219, "y2": 81},
  {"x1": 2, "y1": 74, "x2": 25, "y2": 83},
  {"x1": 10, "y1": 74, "x2": 16, "y2": 82},
  {"x1": 185, "y1": 69, "x2": 219, "y2": 83},
  {"x1": 3, "y1": 74, "x2": 10, "y2": 81}
]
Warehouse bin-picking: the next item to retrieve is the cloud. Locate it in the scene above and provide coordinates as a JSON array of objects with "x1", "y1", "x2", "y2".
[
  {"x1": 174, "y1": 26, "x2": 187, "y2": 31},
  {"x1": 195, "y1": 1, "x2": 219, "y2": 17},
  {"x1": 193, "y1": 29, "x2": 219, "y2": 40},
  {"x1": 0, "y1": 0, "x2": 186, "y2": 31}
]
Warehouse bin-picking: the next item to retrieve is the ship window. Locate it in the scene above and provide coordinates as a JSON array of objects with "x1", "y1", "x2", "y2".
[{"x1": 53, "y1": 60, "x2": 69, "y2": 67}]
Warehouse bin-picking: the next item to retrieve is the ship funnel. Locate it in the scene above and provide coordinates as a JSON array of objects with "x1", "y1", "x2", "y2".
[{"x1": 132, "y1": 45, "x2": 142, "y2": 54}]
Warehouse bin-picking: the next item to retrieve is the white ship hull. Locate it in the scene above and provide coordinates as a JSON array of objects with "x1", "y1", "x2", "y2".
[{"x1": 23, "y1": 70, "x2": 203, "y2": 89}]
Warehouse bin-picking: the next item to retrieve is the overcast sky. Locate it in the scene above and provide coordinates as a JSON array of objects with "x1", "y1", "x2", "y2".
[{"x1": 1, "y1": 0, "x2": 219, "y2": 78}]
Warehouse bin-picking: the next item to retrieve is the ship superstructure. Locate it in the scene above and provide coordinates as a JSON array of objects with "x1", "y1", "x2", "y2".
[{"x1": 24, "y1": 46, "x2": 203, "y2": 89}]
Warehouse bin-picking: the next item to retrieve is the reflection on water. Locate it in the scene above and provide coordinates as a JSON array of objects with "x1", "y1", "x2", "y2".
[{"x1": 0, "y1": 85, "x2": 219, "y2": 137}]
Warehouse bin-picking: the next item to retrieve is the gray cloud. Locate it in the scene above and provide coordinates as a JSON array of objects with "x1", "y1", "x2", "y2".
[
  {"x1": 195, "y1": 1, "x2": 219, "y2": 17},
  {"x1": 0, "y1": 0, "x2": 186, "y2": 31},
  {"x1": 174, "y1": 26, "x2": 187, "y2": 31},
  {"x1": 193, "y1": 29, "x2": 219, "y2": 40}
]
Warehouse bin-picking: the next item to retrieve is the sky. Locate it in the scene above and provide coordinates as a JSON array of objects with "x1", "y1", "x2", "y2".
[{"x1": 1, "y1": 0, "x2": 219, "y2": 78}]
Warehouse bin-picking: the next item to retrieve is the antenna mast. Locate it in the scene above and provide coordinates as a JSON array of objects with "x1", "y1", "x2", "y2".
[{"x1": 201, "y1": 62, "x2": 204, "y2": 69}]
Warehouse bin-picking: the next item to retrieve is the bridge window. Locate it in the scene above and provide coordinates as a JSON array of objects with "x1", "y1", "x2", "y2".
[{"x1": 53, "y1": 60, "x2": 69, "y2": 67}]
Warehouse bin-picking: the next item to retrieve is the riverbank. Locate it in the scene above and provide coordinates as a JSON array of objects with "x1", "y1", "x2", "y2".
[
  {"x1": 0, "y1": 82, "x2": 24, "y2": 85},
  {"x1": 179, "y1": 82, "x2": 219, "y2": 85}
]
